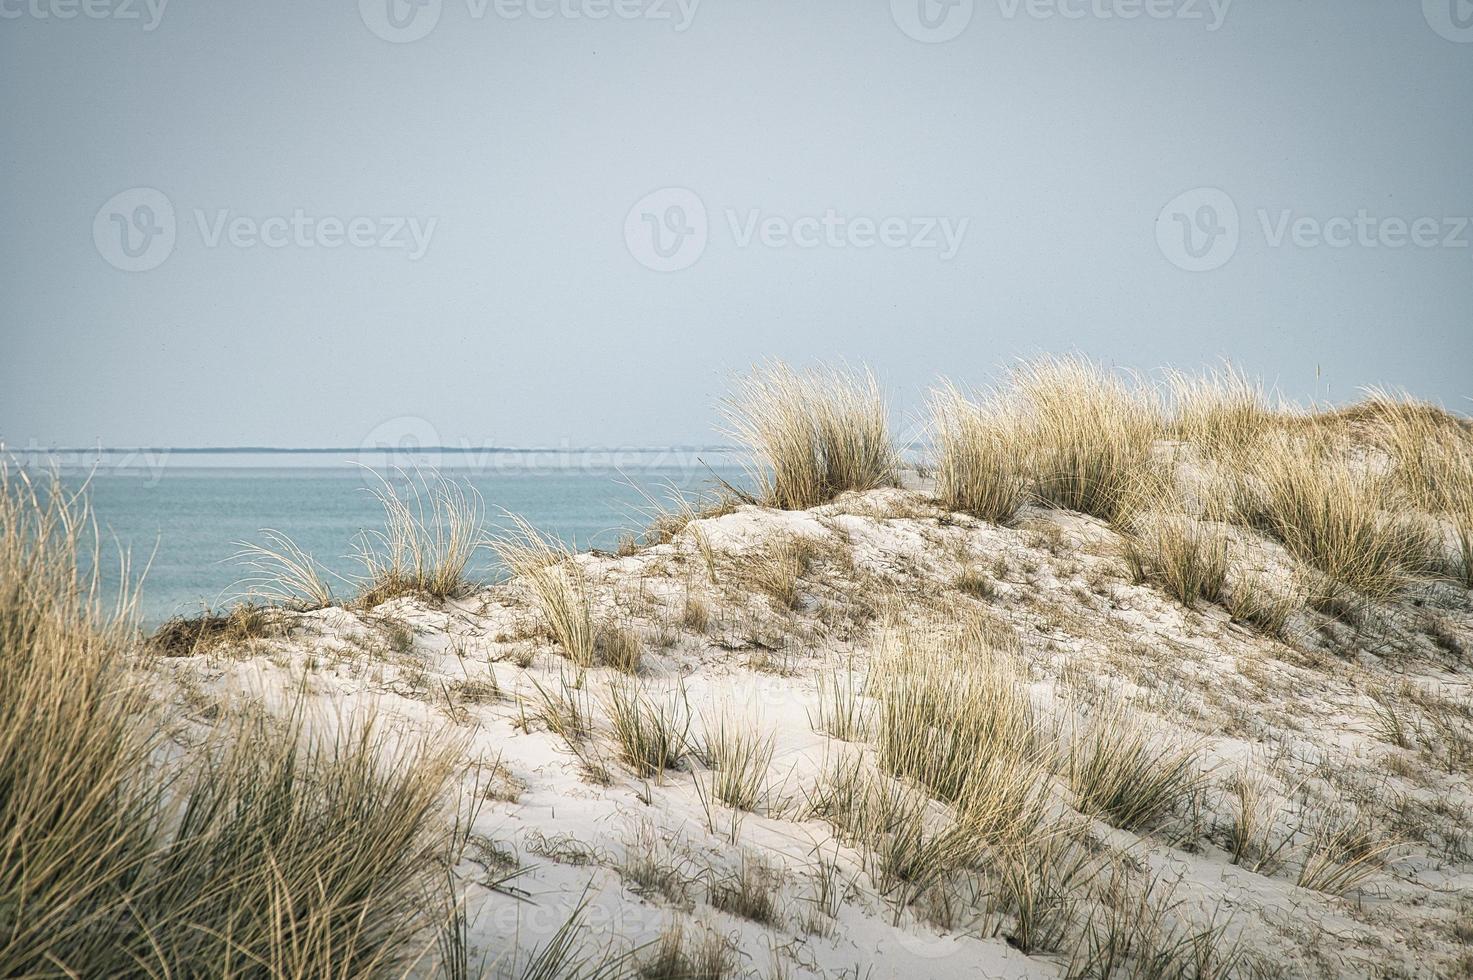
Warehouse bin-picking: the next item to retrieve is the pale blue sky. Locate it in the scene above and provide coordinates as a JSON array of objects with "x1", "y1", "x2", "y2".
[{"x1": 2, "y1": 0, "x2": 1470, "y2": 449}]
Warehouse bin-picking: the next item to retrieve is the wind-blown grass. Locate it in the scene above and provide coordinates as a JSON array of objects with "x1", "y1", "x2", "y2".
[
  {"x1": 230, "y1": 527, "x2": 340, "y2": 609},
  {"x1": 0, "y1": 464, "x2": 462, "y2": 977},
  {"x1": 493, "y1": 512, "x2": 596, "y2": 667},
  {"x1": 1164, "y1": 362, "x2": 1279, "y2": 459},
  {"x1": 356, "y1": 468, "x2": 485, "y2": 606},
  {"x1": 724, "y1": 361, "x2": 898, "y2": 510}
]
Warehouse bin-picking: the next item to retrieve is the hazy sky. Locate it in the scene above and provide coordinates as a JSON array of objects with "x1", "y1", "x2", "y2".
[{"x1": 2, "y1": 0, "x2": 1470, "y2": 450}]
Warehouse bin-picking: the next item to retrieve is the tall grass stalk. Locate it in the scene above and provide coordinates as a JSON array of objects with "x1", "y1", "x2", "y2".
[
  {"x1": 1, "y1": 464, "x2": 461, "y2": 977},
  {"x1": 724, "y1": 361, "x2": 898, "y2": 510},
  {"x1": 1011, "y1": 355, "x2": 1161, "y2": 522},
  {"x1": 493, "y1": 512, "x2": 596, "y2": 666},
  {"x1": 356, "y1": 468, "x2": 484, "y2": 605},
  {"x1": 930, "y1": 381, "x2": 1028, "y2": 524}
]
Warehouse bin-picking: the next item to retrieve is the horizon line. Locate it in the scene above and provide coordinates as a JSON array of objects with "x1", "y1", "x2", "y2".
[{"x1": 9, "y1": 444, "x2": 748, "y2": 456}]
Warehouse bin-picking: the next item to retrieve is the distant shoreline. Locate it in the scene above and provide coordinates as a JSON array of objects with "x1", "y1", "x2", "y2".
[{"x1": 11, "y1": 445, "x2": 745, "y2": 456}]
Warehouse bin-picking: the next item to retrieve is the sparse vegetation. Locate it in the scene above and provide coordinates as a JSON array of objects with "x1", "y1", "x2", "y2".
[
  {"x1": 356, "y1": 469, "x2": 484, "y2": 605},
  {"x1": 12, "y1": 355, "x2": 1473, "y2": 978},
  {"x1": 699, "y1": 710, "x2": 774, "y2": 811},
  {"x1": 495, "y1": 512, "x2": 597, "y2": 666}
]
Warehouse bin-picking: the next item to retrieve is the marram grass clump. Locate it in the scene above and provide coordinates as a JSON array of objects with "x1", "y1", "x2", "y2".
[{"x1": 724, "y1": 361, "x2": 899, "y2": 509}]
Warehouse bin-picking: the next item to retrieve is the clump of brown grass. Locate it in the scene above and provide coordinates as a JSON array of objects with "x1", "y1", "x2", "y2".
[
  {"x1": 1065, "y1": 701, "x2": 1206, "y2": 832},
  {"x1": 355, "y1": 469, "x2": 484, "y2": 605},
  {"x1": 1164, "y1": 362, "x2": 1280, "y2": 458},
  {"x1": 149, "y1": 601, "x2": 285, "y2": 656},
  {"x1": 606, "y1": 680, "x2": 692, "y2": 779},
  {"x1": 871, "y1": 629, "x2": 1046, "y2": 809},
  {"x1": 724, "y1": 361, "x2": 898, "y2": 510},
  {"x1": 1361, "y1": 388, "x2": 1473, "y2": 587},
  {"x1": 493, "y1": 513, "x2": 596, "y2": 667},
  {"x1": 1235, "y1": 428, "x2": 1439, "y2": 605},
  {"x1": 1124, "y1": 511, "x2": 1231, "y2": 608},
  {"x1": 740, "y1": 534, "x2": 820, "y2": 610},
  {"x1": 638, "y1": 920, "x2": 736, "y2": 980},
  {"x1": 1222, "y1": 570, "x2": 1300, "y2": 639},
  {"x1": 1296, "y1": 810, "x2": 1396, "y2": 896},
  {"x1": 595, "y1": 621, "x2": 643, "y2": 673},
  {"x1": 1011, "y1": 355, "x2": 1162, "y2": 522},
  {"x1": 930, "y1": 381, "x2": 1028, "y2": 524}
]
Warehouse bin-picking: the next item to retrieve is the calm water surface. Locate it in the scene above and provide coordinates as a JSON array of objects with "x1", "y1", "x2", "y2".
[{"x1": 38, "y1": 453, "x2": 749, "y2": 626}]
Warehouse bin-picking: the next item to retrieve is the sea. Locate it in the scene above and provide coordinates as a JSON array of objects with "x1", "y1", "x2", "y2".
[{"x1": 15, "y1": 448, "x2": 751, "y2": 627}]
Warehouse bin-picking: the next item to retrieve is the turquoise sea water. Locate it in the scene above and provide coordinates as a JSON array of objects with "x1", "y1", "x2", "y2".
[{"x1": 29, "y1": 452, "x2": 749, "y2": 627}]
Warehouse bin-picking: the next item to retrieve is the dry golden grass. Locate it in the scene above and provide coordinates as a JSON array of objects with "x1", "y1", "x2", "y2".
[
  {"x1": 1296, "y1": 811, "x2": 1396, "y2": 896},
  {"x1": 355, "y1": 469, "x2": 484, "y2": 605},
  {"x1": 606, "y1": 680, "x2": 692, "y2": 779},
  {"x1": 724, "y1": 361, "x2": 898, "y2": 509},
  {"x1": 930, "y1": 381, "x2": 1029, "y2": 524},
  {"x1": 1011, "y1": 355, "x2": 1162, "y2": 522},
  {"x1": 1065, "y1": 701, "x2": 1206, "y2": 832},
  {"x1": 1164, "y1": 362, "x2": 1280, "y2": 458},
  {"x1": 871, "y1": 629, "x2": 1046, "y2": 810},
  {"x1": 1235, "y1": 428, "x2": 1439, "y2": 605},
  {"x1": 1361, "y1": 388, "x2": 1473, "y2": 587},
  {"x1": 1124, "y1": 511, "x2": 1231, "y2": 608},
  {"x1": 0, "y1": 464, "x2": 460, "y2": 977},
  {"x1": 231, "y1": 527, "x2": 339, "y2": 609},
  {"x1": 595, "y1": 620, "x2": 643, "y2": 673},
  {"x1": 494, "y1": 512, "x2": 597, "y2": 667}
]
